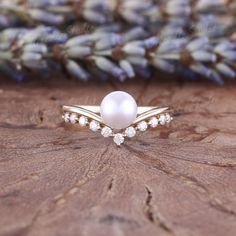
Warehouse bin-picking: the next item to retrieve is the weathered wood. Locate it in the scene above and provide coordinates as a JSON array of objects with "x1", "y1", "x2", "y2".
[{"x1": 0, "y1": 79, "x2": 236, "y2": 236}]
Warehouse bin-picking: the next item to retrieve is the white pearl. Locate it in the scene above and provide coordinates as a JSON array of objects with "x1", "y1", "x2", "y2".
[{"x1": 100, "y1": 91, "x2": 138, "y2": 130}]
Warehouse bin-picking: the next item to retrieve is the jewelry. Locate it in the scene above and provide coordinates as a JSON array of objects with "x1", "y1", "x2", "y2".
[{"x1": 62, "y1": 91, "x2": 173, "y2": 146}]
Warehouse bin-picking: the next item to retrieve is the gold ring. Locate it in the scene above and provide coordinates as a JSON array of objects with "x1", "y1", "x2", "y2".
[{"x1": 62, "y1": 91, "x2": 173, "y2": 146}]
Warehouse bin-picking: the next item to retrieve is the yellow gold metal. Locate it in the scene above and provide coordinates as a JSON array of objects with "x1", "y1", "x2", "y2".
[
  {"x1": 63, "y1": 105, "x2": 171, "y2": 128},
  {"x1": 63, "y1": 105, "x2": 103, "y2": 124},
  {"x1": 133, "y1": 107, "x2": 169, "y2": 125}
]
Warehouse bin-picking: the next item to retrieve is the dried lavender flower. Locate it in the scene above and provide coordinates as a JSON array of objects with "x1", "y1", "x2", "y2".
[
  {"x1": 0, "y1": 21, "x2": 235, "y2": 84},
  {"x1": 0, "y1": 0, "x2": 235, "y2": 29}
]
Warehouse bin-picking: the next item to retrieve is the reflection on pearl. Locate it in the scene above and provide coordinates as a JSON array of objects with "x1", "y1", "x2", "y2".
[{"x1": 100, "y1": 91, "x2": 138, "y2": 129}]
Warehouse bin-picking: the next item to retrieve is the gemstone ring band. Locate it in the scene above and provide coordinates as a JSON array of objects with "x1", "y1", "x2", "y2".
[{"x1": 62, "y1": 91, "x2": 173, "y2": 146}]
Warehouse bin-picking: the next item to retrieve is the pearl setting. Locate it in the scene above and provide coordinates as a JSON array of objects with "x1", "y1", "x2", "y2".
[{"x1": 100, "y1": 91, "x2": 138, "y2": 130}]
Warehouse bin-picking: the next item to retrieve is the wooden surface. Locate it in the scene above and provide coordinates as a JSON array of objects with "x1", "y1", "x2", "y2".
[{"x1": 0, "y1": 79, "x2": 236, "y2": 236}]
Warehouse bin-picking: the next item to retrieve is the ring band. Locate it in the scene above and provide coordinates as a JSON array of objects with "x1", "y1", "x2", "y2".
[{"x1": 62, "y1": 91, "x2": 173, "y2": 146}]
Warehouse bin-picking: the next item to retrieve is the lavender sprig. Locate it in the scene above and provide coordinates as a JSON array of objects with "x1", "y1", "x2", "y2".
[
  {"x1": 0, "y1": 25, "x2": 235, "y2": 84},
  {"x1": 0, "y1": 0, "x2": 235, "y2": 28}
]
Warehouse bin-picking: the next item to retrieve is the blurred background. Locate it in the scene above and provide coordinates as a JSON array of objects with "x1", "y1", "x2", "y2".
[{"x1": 0, "y1": 0, "x2": 235, "y2": 84}]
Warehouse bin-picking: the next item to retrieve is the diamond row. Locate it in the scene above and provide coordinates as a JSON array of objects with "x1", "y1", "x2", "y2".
[
  {"x1": 63, "y1": 112, "x2": 101, "y2": 131},
  {"x1": 124, "y1": 113, "x2": 173, "y2": 138},
  {"x1": 138, "y1": 113, "x2": 172, "y2": 131},
  {"x1": 120, "y1": 113, "x2": 173, "y2": 145},
  {"x1": 63, "y1": 112, "x2": 173, "y2": 146},
  {"x1": 63, "y1": 112, "x2": 116, "y2": 143}
]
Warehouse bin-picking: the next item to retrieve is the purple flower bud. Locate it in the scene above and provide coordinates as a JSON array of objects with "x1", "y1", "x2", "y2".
[
  {"x1": 157, "y1": 39, "x2": 187, "y2": 54},
  {"x1": 218, "y1": 51, "x2": 236, "y2": 61},
  {"x1": 65, "y1": 35, "x2": 95, "y2": 48},
  {"x1": 152, "y1": 57, "x2": 175, "y2": 73},
  {"x1": 66, "y1": 46, "x2": 92, "y2": 58},
  {"x1": 122, "y1": 1, "x2": 152, "y2": 11},
  {"x1": 24, "y1": 44, "x2": 48, "y2": 54},
  {"x1": 196, "y1": 0, "x2": 226, "y2": 11},
  {"x1": 208, "y1": 70, "x2": 224, "y2": 85},
  {"x1": 190, "y1": 63, "x2": 212, "y2": 78},
  {"x1": 216, "y1": 63, "x2": 236, "y2": 78},
  {"x1": 21, "y1": 52, "x2": 42, "y2": 61},
  {"x1": 29, "y1": 10, "x2": 64, "y2": 25},
  {"x1": 121, "y1": 10, "x2": 146, "y2": 25},
  {"x1": 95, "y1": 33, "x2": 122, "y2": 51},
  {"x1": 93, "y1": 56, "x2": 126, "y2": 80},
  {"x1": 215, "y1": 41, "x2": 236, "y2": 53},
  {"x1": 192, "y1": 51, "x2": 216, "y2": 62},
  {"x1": 28, "y1": 0, "x2": 69, "y2": 8},
  {"x1": 82, "y1": 10, "x2": 107, "y2": 24},
  {"x1": 187, "y1": 37, "x2": 209, "y2": 52},
  {"x1": 119, "y1": 60, "x2": 135, "y2": 78},
  {"x1": 144, "y1": 37, "x2": 159, "y2": 49},
  {"x1": 126, "y1": 56, "x2": 148, "y2": 68},
  {"x1": 0, "y1": 15, "x2": 8, "y2": 27},
  {"x1": 66, "y1": 60, "x2": 89, "y2": 81},
  {"x1": 23, "y1": 60, "x2": 48, "y2": 69},
  {"x1": 83, "y1": 0, "x2": 110, "y2": 11},
  {"x1": 123, "y1": 27, "x2": 147, "y2": 42},
  {"x1": 166, "y1": 3, "x2": 191, "y2": 17},
  {"x1": 122, "y1": 44, "x2": 145, "y2": 56}
]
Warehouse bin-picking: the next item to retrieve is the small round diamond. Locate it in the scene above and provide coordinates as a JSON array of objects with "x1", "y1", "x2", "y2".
[
  {"x1": 90, "y1": 120, "x2": 100, "y2": 132},
  {"x1": 125, "y1": 127, "x2": 136, "y2": 138},
  {"x1": 149, "y1": 117, "x2": 158, "y2": 128},
  {"x1": 113, "y1": 133, "x2": 125, "y2": 146},
  {"x1": 70, "y1": 113, "x2": 78, "y2": 124},
  {"x1": 159, "y1": 114, "x2": 166, "y2": 125},
  {"x1": 138, "y1": 121, "x2": 148, "y2": 132},
  {"x1": 64, "y1": 112, "x2": 70, "y2": 123},
  {"x1": 79, "y1": 116, "x2": 88, "y2": 126},
  {"x1": 101, "y1": 127, "x2": 112, "y2": 138},
  {"x1": 165, "y1": 114, "x2": 172, "y2": 123}
]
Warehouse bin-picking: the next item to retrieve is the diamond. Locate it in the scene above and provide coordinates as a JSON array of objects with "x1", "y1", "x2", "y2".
[
  {"x1": 149, "y1": 117, "x2": 158, "y2": 128},
  {"x1": 89, "y1": 120, "x2": 100, "y2": 132},
  {"x1": 159, "y1": 114, "x2": 166, "y2": 125},
  {"x1": 165, "y1": 114, "x2": 172, "y2": 123},
  {"x1": 79, "y1": 116, "x2": 88, "y2": 126},
  {"x1": 138, "y1": 121, "x2": 148, "y2": 132},
  {"x1": 113, "y1": 133, "x2": 125, "y2": 146},
  {"x1": 70, "y1": 113, "x2": 78, "y2": 124},
  {"x1": 101, "y1": 126, "x2": 112, "y2": 137},
  {"x1": 64, "y1": 112, "x2": 70, "y2": 123},
  {"x1": 125, "y1": 127, "x2": 136, "y2": 138}
]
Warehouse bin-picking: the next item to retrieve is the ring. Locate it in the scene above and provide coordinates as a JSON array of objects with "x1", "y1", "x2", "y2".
[{"x1": 62, "y1": 91, "x2": 173, "y2": 146}]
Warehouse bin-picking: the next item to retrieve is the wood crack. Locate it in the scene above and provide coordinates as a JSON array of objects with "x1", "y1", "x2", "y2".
[
  {"x1": 144, "y1": 186, "x2": 154, "y2": 223},
  {"x1": 108, "y1": 178, "x2": 114, "y2": 192},
  {"x1": 144, "y1": 186, "x2": 173, "y2": 234},
  {"x1": 209, "y1": 199, "x2": 236, "y2": 218}
]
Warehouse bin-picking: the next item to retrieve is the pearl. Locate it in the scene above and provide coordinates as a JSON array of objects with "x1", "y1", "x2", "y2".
[{"x1": 100, "y1": 91, "x2": 138, "y2": 130}]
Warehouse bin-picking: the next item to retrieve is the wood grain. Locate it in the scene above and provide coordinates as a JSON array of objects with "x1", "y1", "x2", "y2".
[{"x1": 0, "y1": 79, "x2": 235, "y2": 236}]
